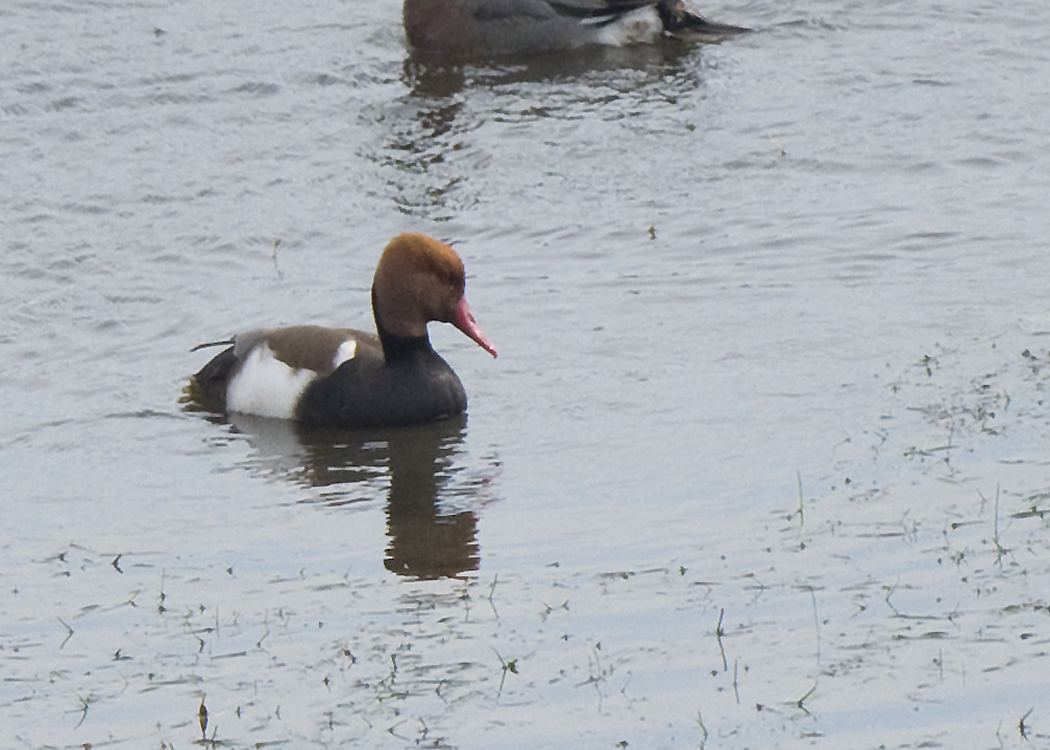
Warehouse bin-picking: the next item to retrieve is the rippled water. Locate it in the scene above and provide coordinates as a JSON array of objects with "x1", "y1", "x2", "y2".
[{"x1": 4, "y1": 0, "x2": 1050, "y2": 747}]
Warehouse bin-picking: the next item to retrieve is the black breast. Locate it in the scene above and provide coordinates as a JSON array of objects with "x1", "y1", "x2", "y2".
[{"x1": 294, "y1": 335, "x2": 467, "y2": 428}]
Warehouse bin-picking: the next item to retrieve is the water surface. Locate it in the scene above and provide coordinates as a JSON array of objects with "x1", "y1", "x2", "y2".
[{"x1": 4, "y1": 0, "x2": 1050, "y2": 747}]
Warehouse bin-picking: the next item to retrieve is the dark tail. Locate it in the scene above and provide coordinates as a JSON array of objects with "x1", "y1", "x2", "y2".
[
  {"x1": 190, "y1": 337, "x2": 235, "y2": 353},
  {"x1": 189, "y1": 345, "x2": 237, "y2": 412},
  {"x1": 656, "y1": 1, "x2": 750, "y2": 40}
]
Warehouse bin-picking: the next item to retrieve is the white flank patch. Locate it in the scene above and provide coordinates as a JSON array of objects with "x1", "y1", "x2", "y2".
[
  {"x1": 332, "y1": 339, "x2": 357, "y2": 369},
  {"x1": 595, "y1": 7, "x2": 662, "y2": 46},
  {"x1": 227, "y1": 344, "x2": 317, "y2": 419}
]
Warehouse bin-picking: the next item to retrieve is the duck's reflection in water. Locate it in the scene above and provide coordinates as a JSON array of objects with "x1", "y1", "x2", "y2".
[
  {"x1": 225, "y1": 412, "x2": 479, "y2": 579},
  {"x1": 376, "y1": 43, "x2": 711, "y2": 221}
]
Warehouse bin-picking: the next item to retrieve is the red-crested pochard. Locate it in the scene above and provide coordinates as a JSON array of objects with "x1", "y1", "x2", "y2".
[
  {"x1": 191, "y1": 233, "x2": 497, "y2": 428},
  {"x1": 403, "y1": 0, "x2": 749, "y2": 58}
]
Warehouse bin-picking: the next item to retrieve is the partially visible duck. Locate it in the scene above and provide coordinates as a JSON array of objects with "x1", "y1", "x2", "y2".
[
  {"x1": 403, "y1": 0, "x2": 749, "y2": 58},
  {"x1": 191, "y1": 233, "x2": 497, "y2": 429}
]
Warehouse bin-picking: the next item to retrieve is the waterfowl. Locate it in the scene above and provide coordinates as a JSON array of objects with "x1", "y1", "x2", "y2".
[
  {"x1": 191, "y1": 233, "x2": 497, "y2": 428},
  {"x1": 403, "y1": 0, "x2": 749, "y2": 58}
]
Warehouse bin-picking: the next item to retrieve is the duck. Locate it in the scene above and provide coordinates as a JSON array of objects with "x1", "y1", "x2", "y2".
[
  {"x1": 191, "y1": 233, "x2": 497, "y2": 429},
  {"x1": 403, "y1": 0, "x2": 749, "y2": 58}
]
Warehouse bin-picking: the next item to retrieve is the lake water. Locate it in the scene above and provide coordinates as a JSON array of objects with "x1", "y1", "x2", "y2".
[{"x1": 4, "y1": 0, "x2": 1050, "y2": 747}]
